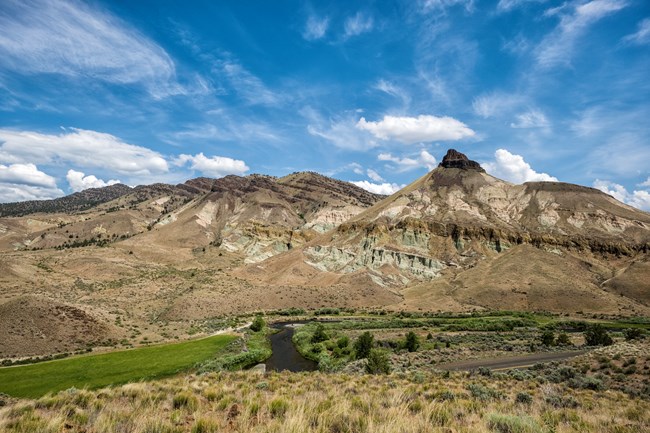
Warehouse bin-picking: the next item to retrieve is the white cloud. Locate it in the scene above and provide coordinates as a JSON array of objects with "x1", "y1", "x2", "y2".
[
  {"x1": 420, "y1": 0, "x2": 475, "y2": 13},
  {"x1": 174, "y1": 153, "x2": 249, "y2": 178},
  {"x1": 497, "y1": 0, "x2": 547, "y2": 13},
  {"x1": 303, "y1": 15, "x2": 329, "y2": 40},
  {"x1": 510, "y1": 110, "x2": 550, "y2": 128},
  {"x1": 472, "y1": 93, "x2": 523, "y2": 118},
  {"x1": 344, "y1": 12, "x2": 374, "y2": 38},
  {"x1": 536, "y1": 0, "x2": 628, "y2": 68},
  {"x1": 483, "y1": 149, "x2": 558, "y2": 183},
  {"x1": 623, "y1": 18, "x2": 650, "y2": 45},
  {"x1": 378, "y1": 150, "x2": 438, "y2": 172},
  {"x1": 350, "y1": 180, "x2": 403, "y2": 195},
  {"x1": 0, "y1": 163, "x2": 63, "y2": 202},
  {"x1": 594, "y1": 179, "x2": 650, "y2": 210},
  {"x1": 66, "y1": 170, "x2": 120, "y2": 192},
  {"x1": 0, "y1": 163, "x2": 57, "y2": 188},
  {"x1": 220, "y1": 61, "x2": 279, "y2": 105},
  {"x1": 357, "y1": 115, "x2": 475, "y2": 144},
  {"x1": 304, "y1": 108, "x2": 376, "y2": 151},
  {"x1": 366, "y1": 169, "x2": 384, "y2": 182},
  {"x1": 0, "y1": 128, "x2": 169, "y2": 176},
  {"x1": 639, "y1": 177, "x2": 650, "y2": 188},
  {"x1": 374, "y1": 80, "x2": 411, "y2": 107},
  {"x1": 0, "y1": 0, "x2": 180, "y2": 98}
]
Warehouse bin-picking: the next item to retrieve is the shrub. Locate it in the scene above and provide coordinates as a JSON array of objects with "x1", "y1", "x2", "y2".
[
  {"x1": 354, "y1": 332, "x2": 374, "y2": 359},
  {"x1": 250, "y1": 315, "x2": 265, "y2": 332},
  {"x1": 404, "y1": 331, "x2": 420, "y2": 352},
  {"x1": 365, "y1": 349, "x2": 391, "y2": 374},
  {"x1": 337, "y1": 336, "x2": 350, "y2": 349},
  {"x1": 172, "y1": 392, "x2": 198, "y2": 410},
  {"x1": 515, "y1": 392, "x2": 533, "y2": 405},
  {"x1": 584, "y1": 324, "x2": 613, "y2": 346},
  {"x1": 486, "y1": 413, "x2": 544, "y2": 433},
  {"x1": 311, "y1": 324, "x2": 328, "y2": 343},
  {"x1": 540, "y1": 330, "x2": 555, "y2": 346},
  {"x1": 467, "y1": 384, "x2": 504, "y2": 401},
  {"x1": 624, "y1": 328, "x2": 644, "y2": 341},
  {"x1": 191, "y1": 419, "x2": 218, "y2": 433},
  {"x1": 556, "y1": 332, "x2": 572, "y2": 346}
]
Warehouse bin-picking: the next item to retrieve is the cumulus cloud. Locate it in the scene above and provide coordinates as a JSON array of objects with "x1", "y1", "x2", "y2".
[
  {"x1": 174, "y1": 153, "x2": 249, "y2": 178},
  {"x1": 344, "y1": 12, "x2": 374, "y2": 38},
  {"x1": 0, "y1": 128, "x2": 169, "y2": 176},
  {"x1": 594, "y1": 179, "x2": 650, "y2": 210},
  {"x1": 0, "y1": 163, "x2": 63, "y2": 202},
  {"x1": 366, "y1": 169, "x2": 384, "y2": 182},
  {"x1": 483, "y1": 149, "x2": 558, "y2": 183},
  {"x1": 623, "y1": 18, "x2": 650, "y2": 45},
  {"x1": 303, "y1": 15, "x2": 329, "y2": 40},
  {"x1": 357, "y1": 115, "x2": 475, "y2": 144},
  {"x1": 0, "y1": 0, "x2": 180, "y2": 98},
  {"x1": 510, "y1": 110, "x2": 550, "y2": 128},
  {"x1": 350, "y1": 180, "x2": 403, "y2": 195},
  {"x1": 66, "y1": 170, "x2": 120, "y2": 192},
  {"x1": 536, "y1": 0, "x2": 628, "y2": 68},
  {"x1": 378, "y1": 150, "x2": 438, "y2": 172}
]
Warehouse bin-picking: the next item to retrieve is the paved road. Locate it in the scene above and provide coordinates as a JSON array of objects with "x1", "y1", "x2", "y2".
[{"x1": 437, "y1": 350, "x2": 588, "y2": 371}]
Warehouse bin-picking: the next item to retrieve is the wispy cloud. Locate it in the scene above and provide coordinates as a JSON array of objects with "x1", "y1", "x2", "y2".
[
  {"x1": 510, "y1": 110, "x2": 550, "y2": 129},
  {"x1": 219, "y1": 61, "x2": 280, "y2": 106},
  {"x1": 366, "y1": 169, "x2": 384, "y2": 182},
  {"x1": 378, "y1": 150, "x2": 438, "y2": 172},
  {"x1": 536, "y1": 0, "x2": 628, "y2": 68},
  {"x1": 622, "y1": 18, "x2": 650, "y2": 45},
  {"x1": 357, "y1": 115, "x2": 475, "y2": 144},
  {"x1": 0, "y1": 0, "x2": 182, "y2": 98},
  {"x1": 344, "y1": 12, "x2": 374, "y2": 38},
  {"x1": 496, "y1": 0, "x2": 548, "y2": 13},
  {"x1": 483, "y1": 149, "x2": 557, "y2": 183},
  {"x1": 303, "y1": 15, "x2": 329, "y2": 41},
  {"x1": 472, "y1": 92, "x2": 524, "y2": 118}
]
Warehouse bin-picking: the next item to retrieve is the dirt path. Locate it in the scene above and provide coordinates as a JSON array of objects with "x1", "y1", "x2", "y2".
[{"x1": 437, "y1": 350, "x2": 588, "y2": 371}]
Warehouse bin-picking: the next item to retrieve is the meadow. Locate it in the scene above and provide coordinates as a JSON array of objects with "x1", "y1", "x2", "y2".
[{"x1": 0, "y1": 334, "x2": 236, "y2": 398}]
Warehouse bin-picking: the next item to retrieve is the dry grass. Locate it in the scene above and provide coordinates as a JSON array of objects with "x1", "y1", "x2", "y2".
[{"x1": 1, "y1": 370, "x2": 648, "y2": 433}]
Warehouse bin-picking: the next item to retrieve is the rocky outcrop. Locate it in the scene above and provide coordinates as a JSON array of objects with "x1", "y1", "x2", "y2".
[{"x1": 438, "y1": 149, "x2": 485, "y2": 172}]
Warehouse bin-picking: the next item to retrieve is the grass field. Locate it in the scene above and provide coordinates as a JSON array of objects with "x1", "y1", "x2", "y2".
[{"x1": 0, "y1": 334, "x2": 236, "y2": 398}]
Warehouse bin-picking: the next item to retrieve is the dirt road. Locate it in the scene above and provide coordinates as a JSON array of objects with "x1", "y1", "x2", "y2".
[{"x1": 437, "y1": 350, "x2": 588, "y2": 371}]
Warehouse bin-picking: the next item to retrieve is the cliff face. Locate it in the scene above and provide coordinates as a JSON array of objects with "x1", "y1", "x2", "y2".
[{"x1": 242, "y1": 150, "x2": 650, "y2": 313}]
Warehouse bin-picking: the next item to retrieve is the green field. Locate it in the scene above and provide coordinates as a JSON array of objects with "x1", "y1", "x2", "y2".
[{"x1": 0, "y1": 334, "x2": 236, "y2": 398}]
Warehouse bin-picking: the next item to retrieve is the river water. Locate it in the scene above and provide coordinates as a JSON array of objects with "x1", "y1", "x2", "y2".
[{"x1": 265, "y1": 322, "x2": 318, "y2": 372}]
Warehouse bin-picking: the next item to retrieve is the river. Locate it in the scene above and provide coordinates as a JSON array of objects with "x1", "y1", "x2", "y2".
[{"x1": 265, "y1": 322, "x2": 318, "y2": 372}]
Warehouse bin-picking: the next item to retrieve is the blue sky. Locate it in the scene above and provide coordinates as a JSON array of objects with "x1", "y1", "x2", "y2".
[{"x1": 0, "y1": 0, "x2": 649, "y2": 209}]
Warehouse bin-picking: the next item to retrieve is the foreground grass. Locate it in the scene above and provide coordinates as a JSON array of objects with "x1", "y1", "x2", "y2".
[
  {"x1": 1, "y1": 370, "x2": 648, "y2": 433},
  {"x1": 0, "y1": 335, "x2": 236, "y2": 398}
]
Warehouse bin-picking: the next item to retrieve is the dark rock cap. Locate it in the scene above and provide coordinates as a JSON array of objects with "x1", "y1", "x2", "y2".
[{"x1": 438, "y1": 149, "x2": 485, "y2": 172}]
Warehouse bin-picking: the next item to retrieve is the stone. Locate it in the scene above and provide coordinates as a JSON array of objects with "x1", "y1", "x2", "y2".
[{"x1": 438, "y1": 149, "x2": 485, "y2": 172}]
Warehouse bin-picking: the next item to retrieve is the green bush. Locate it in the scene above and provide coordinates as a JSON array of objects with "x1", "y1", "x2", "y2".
[
  {"x1": 311, "y1": 324, "x2": 328, "y2": 343},
  {"x1": 365, "y1": 349, "x2": 391, "y2": 375},
  {"x1": 624, "y1": 328, "x2": 644, "y2": 341},
  {"x1": 556, "y1": 332, "x2": 572, "y2": 346},
  {"x1": 515, "y1": 392, "x2": 533, "y2": 405},
  {"x1": 354, "y1": 332, "x2": 374, "y2": 359},
  {"x1": 540, "y1": 329, "x2": 555, "y2": 346},
  {"x1": 250, "y1": 315, "x2": 265, "y2": 332},
  {"x1": 404, "y1": 331, "x2": 420, "y2": 352},
  {"x1": 584, "y1": 324, "x2": 613, "y2": 346},
  {"x1": 486, "y1": 413, "x2": 544, "y2": 433}
]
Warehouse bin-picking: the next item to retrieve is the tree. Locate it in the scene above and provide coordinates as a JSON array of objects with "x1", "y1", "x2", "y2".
[
  {"x1": 584, "y1": 324, "x2": 613, "y2": 346},
  {"x1": 404, "y1": 331, "x2": 420, "y2": 352},
  {"x1": 540, "y1": 329, "x2": 556, "y2": 346},
  {"x1": 250, "y1": 315, "x2": 265, "y2": 332},
  {"x1": 311, "y1": 323, "x2": 328, "y2": 343},
  {"x1": 365, "y1": 349, "x2": 391, "y2": 374},
  {"x1": 354, "y1": 331, "x2": 374, "y2": 359}
]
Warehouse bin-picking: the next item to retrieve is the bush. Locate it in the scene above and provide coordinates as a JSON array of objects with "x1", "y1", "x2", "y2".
[
  {"x1": 311, "y1": 324, "x2": 328, "y2": 343},
  {"x1": 540, "y1": 329, "x2": 555, "y2": 346},
  {"x1": 191, "y1": 419, "x2": 219, "y2": 433},
  {"x1": 515, "y1": 392, "x2": 533, "y2": 405},
  {"x1": 336, "y1": 336, "x2": 350, "y2": 349},
  {"x1": 556, "y1": 332, "x2": 572, "y2": 346},
  {"x1": 269, "y1": 398, "x2": 289, "y2": 418},
  {"x1": 365, "y1": 349, "x2": 391, "y2": 374},
  {"x1": 354, "y1": 332, "x2": 374, "y2": 359},
  {"x1": 584, "y1": 324, "x2": 613, "y2": 346},
  {"x1": 624, "y1": 328, "x2": 644, "y2": 341},
  {"x1": 486, "y1": 413, "x2": 544, "y2": 433},
  {"x1": 250, "y1": 315, "x2": 265, "y2": 332},
  {"x1": 405, "y1": 331, "x2": 420, "y2": 352},
  {"x1": 172, "y1": 392, "x2": 198, "y2": 410}
]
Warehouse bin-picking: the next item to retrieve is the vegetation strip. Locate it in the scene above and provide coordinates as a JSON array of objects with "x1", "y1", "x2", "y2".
[{"x1": 0, "y1": 334, "x2": 236, "y2": 398}]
